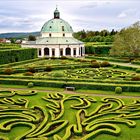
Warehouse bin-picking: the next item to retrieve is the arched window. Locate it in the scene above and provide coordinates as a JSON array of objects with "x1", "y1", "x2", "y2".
[
  {"x1": 52, "y1": 49, "x2": 55, "y2": 56},
  {"x1": 62, "y1": 26, "x2": 64, "y2": 31},
  {"x1": 73, "y1": 48, "x2": 76, "y2": 56},
  {"x1": 81, "y1": 47, "x2": 83, "y2": 56},
  {"x1": 66, "y1": 47, "x2": 71, "y2": 55},
  {"x1": 38, "y1": 48, "x2": 41, "y2": 56},
  {"x1": 44, "y1": 48, "x2": 49, "y2": 56},
  {"x1": 60, "y1": 48, "x2": 63, "y2": 56}
]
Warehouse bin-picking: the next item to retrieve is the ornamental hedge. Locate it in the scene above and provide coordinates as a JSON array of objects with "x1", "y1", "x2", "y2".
[
  {"x1": 0, "y1": 91, "x2": 139, "y2": 139},
  {"x1": 85, "y1": 45, "x2": 111, "y2": 55},
  {"x1": 0, "y1": 78, "x2": 139, "y2": 92},
  {"x1": 0, "y1": 48, "x2": 37, "y2": 64}
]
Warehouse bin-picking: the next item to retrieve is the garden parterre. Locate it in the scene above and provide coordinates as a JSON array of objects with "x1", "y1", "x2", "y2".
[
  {"x1": 0, "y1": 58, "x2": 140, "y2": 92},
  {"x1": 0, "y1": 90, "x2": 140, "y2": 140}
]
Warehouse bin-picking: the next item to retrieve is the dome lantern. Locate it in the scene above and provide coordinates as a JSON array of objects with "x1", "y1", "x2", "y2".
[{"x1": 54, "y1": 7, "x2": 60, "y2": 19}]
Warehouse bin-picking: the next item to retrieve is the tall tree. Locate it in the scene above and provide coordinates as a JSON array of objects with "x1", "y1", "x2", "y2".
[
  {"x1": 110, "y1": 21, "x2": 140, "y2": 57},
  {"x1": 28, "y1": 35, "x2": 36, "y2": 41}
]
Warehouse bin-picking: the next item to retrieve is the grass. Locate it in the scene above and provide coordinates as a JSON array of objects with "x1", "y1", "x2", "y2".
[
  {"x1": 1, "y1": 84, "x2": 140, "y2": 97},
  {"x1": 76, "y1": 89, "x2": 140, "y2": 97}
]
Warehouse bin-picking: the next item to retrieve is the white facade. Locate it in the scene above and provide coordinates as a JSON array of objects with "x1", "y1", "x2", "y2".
[
  {"x1": 22, "y1": 44, "x2": 85, "y2": 58},
  {"x1": 21, "y1": 8, "x2": 85, "y2": 58}
]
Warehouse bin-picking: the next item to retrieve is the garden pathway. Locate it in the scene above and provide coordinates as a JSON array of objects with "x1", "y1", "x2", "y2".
[
  {"x1": 96, "y1": 59, "x2": 140, "y2": 68},
  {"x1": 0, "y1": 86, "x2": 140, "y2": 99}
]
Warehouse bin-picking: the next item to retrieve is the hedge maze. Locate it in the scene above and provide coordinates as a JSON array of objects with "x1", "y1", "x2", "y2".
[
  {"x1": 52, "y1": 68, "x2": 133, "y2": 80},
  {"x1": 0, "y1": 90, "x2": 140, "y2": 139},
  {"x1": 0, "y1": 57, "x2": 140, "y2": 92}
]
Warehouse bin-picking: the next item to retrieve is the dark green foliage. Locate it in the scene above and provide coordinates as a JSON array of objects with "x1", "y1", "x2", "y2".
[
  {"x1": 0, "y1": 48, "x2": 37, "y2": 64},
  {"x1": 44, "y1": 66, "x2": 52, "y2": 72},
  {"x1": 131, "y1": 75, "x2": 140, "y2": 81},
  {"x1": 3, "y1": 68, "x2": 14, "y2": 75},
  {"x1": 90, "y1": 59, "x2": 97, "y2": 63},
  {"x1": 28, "y1": 35, "x2": 36, "y2": 41},
  {"x1": 60, "y1": 56, "x2": 68, "y2": 59},
  {"x1": 27, "y1": 82, "x2": 34, "y2": 88},
  {"x1": 100, "y1": 61, "x2": 110, "y2": 67},
  {"x1": 24, "y1": 72, "x2": 34, "y2": 76},
  {"x1": 26, "y1": 67, "x2": 36, "y2": 73},
  {"x1": 85, "y1": 45, "x2": 111, "y2": 55},
  {"x1": 91, "y1": 62, "x2": 100, "y2": 68},
  {"x1": 73, "y1": 29, "x2": 116, "y2": 42},
  {"x1": 136, "y1": 68, "x2": 140, "y2": 73},
  {"x1": 115, "y1": 87, "x2": 122, "y2": 94}
]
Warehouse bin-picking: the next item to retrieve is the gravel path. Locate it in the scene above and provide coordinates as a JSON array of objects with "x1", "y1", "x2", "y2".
[{"x1": 0, "y1": 87, "x2": 140, "y2": 99}]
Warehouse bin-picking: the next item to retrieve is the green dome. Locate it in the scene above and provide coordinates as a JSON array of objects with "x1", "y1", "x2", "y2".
[{"x1": 41, "y1": 18, "x2": 73, "y2": 33}]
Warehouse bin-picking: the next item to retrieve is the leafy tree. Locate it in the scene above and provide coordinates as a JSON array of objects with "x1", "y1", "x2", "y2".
[
  {"x1": 110, "y1": 21, "x2": 140, "y2": 58},
  {"x1": 10, "y1": 38, "x2": 15, "y2": 43},
  {"x1": 28, "y1": 35, "x2": 36, "y2": 41},
  {"x1": 100, "y1": 30, "x2": 109, "y2": 36}
]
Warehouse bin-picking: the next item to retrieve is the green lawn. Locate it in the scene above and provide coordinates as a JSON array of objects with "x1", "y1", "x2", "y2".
[{"x1": 0, "y1": 88, "x2": 140, "y2": 140}]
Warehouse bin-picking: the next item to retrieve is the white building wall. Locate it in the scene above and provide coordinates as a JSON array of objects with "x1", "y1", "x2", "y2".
[{"x1": 21, "y1": 44, "x2": 85, "y2": 58}]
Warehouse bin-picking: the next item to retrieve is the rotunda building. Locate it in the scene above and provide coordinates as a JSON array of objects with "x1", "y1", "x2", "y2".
[{"x1": 22, "y1": 8, "x2": 85, "y2": 58}]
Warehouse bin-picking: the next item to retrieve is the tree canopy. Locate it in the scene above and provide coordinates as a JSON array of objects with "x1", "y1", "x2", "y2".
[
  {"x1": 110, "y1": 21, "x2": 140, "y2": 57},
  {"x1": 73, "y1": 29, "x2": 117, "y2": 42},
  {"x1": 28, "y1": 35, "x2": 36, "y2": 41}
]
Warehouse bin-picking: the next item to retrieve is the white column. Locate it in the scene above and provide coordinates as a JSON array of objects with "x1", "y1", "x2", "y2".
[
  {"x1": 63, "y1": 48, "x2": 66, "y2": 56},
  {"x1": 71, "y1": 47, "x2": 74, "y2": 57},
  {"x1": 79, "y1": 47, "x2": 81, "y2": 56},
  {"x1": 41, "y1": 48, "x2": 44, "y2": 57},
  {"x1": 82, "y1": 47, "x2": 85, "y2": 56},
  {"x1": 49, "y1": 48, "x2": 52, "y2": 57},
  {"x1": 55, "y1": 48, "x2": 60, "y2": 57},
  {"x1": 76, "y1": 47, "x2": 79, "y2": 57}
]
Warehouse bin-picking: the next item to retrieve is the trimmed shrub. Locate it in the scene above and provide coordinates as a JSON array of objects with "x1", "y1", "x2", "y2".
[
  {"x1": 0, "y1": 48, "x2": 37, "y2": 65},
  {"x1": 52, "y1": 72, "x2": 64, "y2": 77},
  {"x1": 24, "y1": 72, "x2": 34, "y2": 76},
  {"x1": 136, "y1": 68, "x2": 140, "y2": 73},
  {"x1": 61, "y1": 56, "x2": 68, "y2": 59},
  {"x1": 26, "y1": 67, "x2": 36, "y2": 73},
  {"x1": 91, "y1": 59, "x2": 97, "y2": 63},
  {"x1": 3, "y1": 68, "x2": 14, "y2": 75},
  {"x1": 44, "y1": 66, "x2": 52, "y2": 72},
  {"x1": 113, "y1": 65, "x2": 119, "y2": 68},
  {"x1": 80, "y1": 59, "x2": 87, "y2": 62},
  {"x1": 100, "y1": 61, "x2": 110, "y2": 67},
  {"x1": 131, "y1": 75, "x2": 140, "y2": 81},
  {"x1": 91, "y1": 62, "x2": 100, "y2": 68},
  {"x1": 27, "y1": 82, "x2": 34, "y2": 88},
  {"x1": 115, "y1": 87, "x2": 122, "y2": 94},
  {"x1": 71, "y1": 66, "x2": 75, "y2": 69}
]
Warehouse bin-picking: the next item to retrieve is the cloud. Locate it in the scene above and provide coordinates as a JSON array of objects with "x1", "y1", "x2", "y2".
[
  {"x1": 118, "y1": 8, "x2": 140, "y2": 19},
  {"x1": 0, "y1": 0, "x2": 140, "y2": 33}
]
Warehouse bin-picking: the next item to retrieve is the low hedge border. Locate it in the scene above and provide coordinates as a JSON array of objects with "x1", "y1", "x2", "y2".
[
  {"x1": 0, "y1": 75, "x2": 139, "y2": 85},
  {"x1": 86, "y1": 56, "x2": 130, "y2": 63},
  {"x1": 0, "y1": 64, "x2": 91, "y2": 74},
  {"x1": 0, "y1": 78, "x2": 139, "y2": 92},
  {"x1": 0, "y1": 57, "x2": 42, "y2": 68}
]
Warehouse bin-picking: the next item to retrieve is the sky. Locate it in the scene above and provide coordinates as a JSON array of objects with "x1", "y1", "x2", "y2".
[{"x1": 0, "y1": 0, "x2": 140, "y2": 33}]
